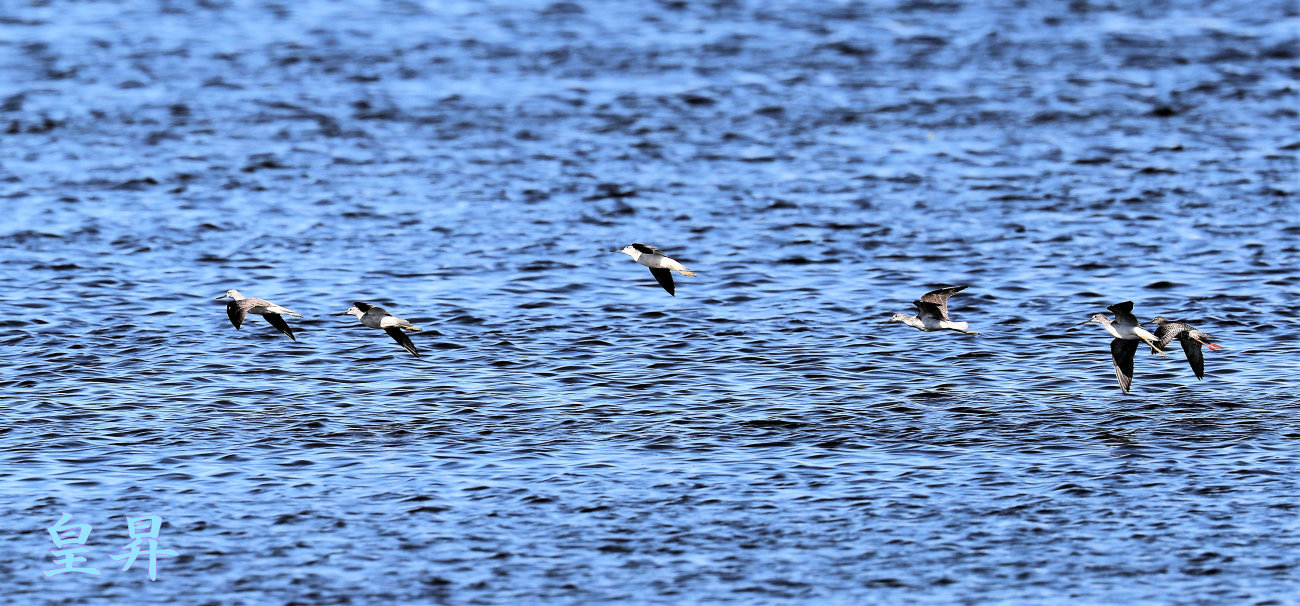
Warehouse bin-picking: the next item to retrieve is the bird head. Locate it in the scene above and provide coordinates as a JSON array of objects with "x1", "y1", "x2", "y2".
[
  {"x1": 1077, "y1": 313, "x2": 1108, "y2": 326},
  {"x1": 335, "y1": 304, "x2": 365, "y2": 318}
]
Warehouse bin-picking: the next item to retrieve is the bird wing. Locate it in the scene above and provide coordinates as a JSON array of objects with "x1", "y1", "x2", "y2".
[
  {"x1": 1106, "y1": 301, "x2": 1138, "y2": 325},
  {"x1": 920, "y1": 285, "x2": 966, "y2": 321},
  {"x1": 912, "y1": 300, "x2": 944, "y2": 322},
  {"x1": 262, "y1": 313, "x2": 297, "y2": 341},
  {"x1": 633, "y1": 243, "x2": 665, "y2": 256},
  {"x1": 361, "y1": 307, "x2": 392, "y2": 329},
  {"x1": 226, "y1": 300, "x2": 247, "y2": 329},
  {"x1": 1110, "y1": 338, "x2": 1138, "y2": 394},
  {"x1": 1179, "y1": 336, "x2": 1205, "y2": 380},
  {"x1": 1153, "y1": 322, "x2": 1183, "y2": 350},
  {"x1": 384, "y1": 326, "x2": 420, "y2": 358},
  {"x1": 649, "y1": 267, "x2": 676, "y2": 296}
]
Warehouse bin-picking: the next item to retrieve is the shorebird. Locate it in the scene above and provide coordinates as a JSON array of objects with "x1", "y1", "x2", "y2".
[
  {"x1": 1080, "y1": 301, "x2": 1166, "y2": 394},
  {"x1": 612, "y1": 243, "x2": 695, "y2": 296},
  {"x1": 884, "y1": 285, "x2": 978, "y2": 334},
  {"x1": 336, "y1": 302, "x2": 422, "y2": 357},
  {"x1": 1146, "y1": 316, "x2": 1223, "y2": 380},
  {"x1": 215, "y1": 289, "x2": 303, "y2": 341}
]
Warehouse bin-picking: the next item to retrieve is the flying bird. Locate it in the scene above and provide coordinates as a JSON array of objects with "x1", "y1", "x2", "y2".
[
  {"x1": 1146, "y1": 316, "x2": 1223, "y2": 380},
  {"x1": 612, "y1": 243, "x2": 696, "y2": 296},
  {"x1": 884, "y1": 285, "x2": 977, "y2": 334},
  {"x1": 1080, "y1": 301, "x2": 1166, "y2": 394},
  {"x1": 215, "y1": 289, "x2": 303, "y2": 341},
  {"x1": 337, "y1": 302, "x2": 422, "y2": 357}
]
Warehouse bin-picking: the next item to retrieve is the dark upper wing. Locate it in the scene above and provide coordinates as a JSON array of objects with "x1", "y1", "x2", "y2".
[
  {"x1": 920, "y1": 285, "x2": 967, "y2": 321},
  {"x1": 912, "y1": 300, "x2": 944, "y2": 322},
  {"x1": 633, "y1": 243, "x2": 664, "y2": 256},
  {"x1": 1179, "y1": 336, "x2": 1205, "y2": 380},
  {"x1": 1106, "y1": 301, "x2": 1137, "y2": 324},
  {"x1": 262, "y1": 313, "x2": 297, "y2": 341},
  {"x1": 361, "y1": 307, "x2": 392, "y2": 329},
  {"x1": 649, "y1": 267, "x2": 675, "y2": 296},
  {"x1": 1153, "y1": 322, "x2": 1183, "y2": 349},
  {"x1": 1110, "y1": 338, "x2": 1139, "y2": 394},
  {"x1": 226, "y1": 300, "x2": 246, "y2": 329},
  {"x1": 384, "y1": 326, "x2": 419, "y2": 358}
]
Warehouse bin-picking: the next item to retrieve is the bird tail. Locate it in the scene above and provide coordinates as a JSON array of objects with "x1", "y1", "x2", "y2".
[
  {"x1": 942, "y1": 321, "x2": 973, "y2": 333},
  {"x1": 1133, "y1": 328, "x2": 1166, "y2": 355},
  {"x1": 664, "y1": 259, "x2": 695, "y2": 276}
]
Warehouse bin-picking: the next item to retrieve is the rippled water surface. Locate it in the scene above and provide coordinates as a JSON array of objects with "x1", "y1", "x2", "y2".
[{"x1": 2, "y1": 0, "x2": 1299, "y2": 603}]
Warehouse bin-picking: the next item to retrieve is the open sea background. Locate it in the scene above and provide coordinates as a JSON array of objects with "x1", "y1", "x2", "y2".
[{"x1": 1, "y1": 0, "x2": 1298, "y2": 603}]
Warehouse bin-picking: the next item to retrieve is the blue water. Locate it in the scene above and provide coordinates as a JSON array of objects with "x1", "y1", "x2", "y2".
[{"x1": 2, "y1": 0, "x2": 1299, "y2": 603}]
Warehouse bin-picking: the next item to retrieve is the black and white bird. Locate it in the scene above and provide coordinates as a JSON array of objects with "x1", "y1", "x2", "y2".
[
  {"x1": 215, "y1": 289, "x2": 303, "y2": 341},
  {"x1": 336, "y1": 302, "x2": 422, "y2": 357},
  {"x1": 1080, "y1": 301, "x2": 1167, "y2": 394},
  {"x1": 1146, "y1": 316, "x2": 1223, "y2": 380},
  {"x1": 612, "y1": 243, "x2": 696, "y2": 296},
  {"x1": 884, "y1": 285, "x2": 978, "y2": 334}
]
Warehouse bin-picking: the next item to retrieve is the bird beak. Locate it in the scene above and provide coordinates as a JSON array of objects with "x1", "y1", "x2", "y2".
[
  {"x1": 214, "y1": 294, "x2": 228, "y2": 300},
  {"x1": 332, "y1": 311, "x2": 350, "y2": 316},
  {"x1": 1074, "y1": 320, "x2": 1092, "y2": 325}
]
